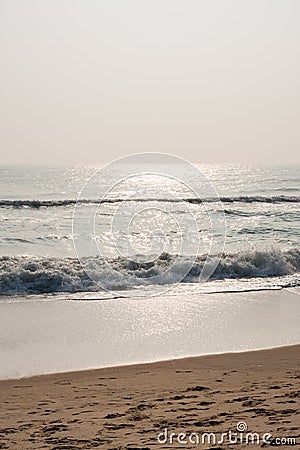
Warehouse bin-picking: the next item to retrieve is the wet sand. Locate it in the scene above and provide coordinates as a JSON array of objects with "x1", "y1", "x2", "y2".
[
  {"x1": 0, "y1": 345, "x2": 299, "y2": 449},
  {"x1": 1, "y1": 288, "x2": 300, "y2": 380}
]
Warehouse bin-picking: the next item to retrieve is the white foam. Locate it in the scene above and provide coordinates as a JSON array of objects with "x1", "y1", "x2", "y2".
[{"x1": 0, "y1": 248, "x2": 299, "y2": 296}]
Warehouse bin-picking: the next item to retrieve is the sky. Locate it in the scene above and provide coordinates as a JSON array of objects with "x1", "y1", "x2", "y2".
[{"x1": 0, "y1": 0, "x2": 299, "y2": 165}]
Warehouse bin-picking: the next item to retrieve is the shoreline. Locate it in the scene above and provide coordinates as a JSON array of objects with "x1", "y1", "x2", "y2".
[
  {"x1": 0, "y1": 280, "x2": 299, "y2": 303},
  {"x1": 1, "y1": 342, "x2": 299, "y2": 383},
  {"x1": 1, "y1": 345, "x2": 299, "y2": 449},
  {"x1": 1, "y1": 287, "x2": 300, "y2": 380}
]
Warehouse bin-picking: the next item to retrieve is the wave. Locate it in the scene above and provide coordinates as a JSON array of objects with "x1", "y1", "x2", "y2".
[
  {"x1": 202, "y1": 195, "x2": 300, "y2": 204},
  {"x1": 0, "y1": 195, "x2": 300, "y2": 209},
  {"x1": 224, "y1": 209, "x2": 300, "y2": 218},
  {"x1": 0, "y1": 248, "x2": 299, "y2": 296}
]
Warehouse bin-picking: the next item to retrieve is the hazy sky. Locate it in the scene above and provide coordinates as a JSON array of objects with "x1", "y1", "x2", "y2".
[{"x1": 0, "y1": 0, "x2": 299, "y2": 165}]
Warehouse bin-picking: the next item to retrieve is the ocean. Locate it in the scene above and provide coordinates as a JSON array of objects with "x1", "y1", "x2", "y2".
[
  {"x1": 0, "y1": 163, "x2": 299, "y2": 299},
  {"x1": 1, "y1": 162, "x2": 300, "y2": 378}
]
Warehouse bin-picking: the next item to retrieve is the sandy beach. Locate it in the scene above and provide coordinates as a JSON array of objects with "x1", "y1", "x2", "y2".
[{"x1": 0, "y1": 344, "x2": 299, "y2": 449}]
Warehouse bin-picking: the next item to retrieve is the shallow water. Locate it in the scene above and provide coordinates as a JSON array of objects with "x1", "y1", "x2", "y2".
[{"x1": 0, "y1": 288, "x2": 299, "y2": 379}]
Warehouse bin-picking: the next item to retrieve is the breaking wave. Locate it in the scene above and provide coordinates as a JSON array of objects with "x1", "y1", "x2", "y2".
[
  {"x1": 0, "y1": 248, "x2": 299, "y2": 296},
  {"x1": 0, "y1": 195, "x2": 300, "y2": 208}
]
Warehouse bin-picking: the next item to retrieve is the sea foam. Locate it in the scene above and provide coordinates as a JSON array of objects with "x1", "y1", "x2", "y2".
[{"x1": 0, "y1": 248, "x2": 299, "y2": 296}]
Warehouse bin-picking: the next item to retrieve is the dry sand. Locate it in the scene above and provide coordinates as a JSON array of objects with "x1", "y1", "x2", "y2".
[{"x1": 0, "y1": 345, "x2": 299, "y2": 449}]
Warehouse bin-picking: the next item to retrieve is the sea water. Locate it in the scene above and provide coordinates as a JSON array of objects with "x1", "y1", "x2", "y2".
[
  {"x1": 0, "y1": 163, "x2": 300, "y2": 378},
  {"x1": 0, "y1": 164, "x2": 299, "y2": 297}
]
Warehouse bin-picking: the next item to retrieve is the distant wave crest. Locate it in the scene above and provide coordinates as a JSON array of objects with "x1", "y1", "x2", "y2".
[
  {"x1": 0, "y1": 248, "x2": 299, "y2": 296},
  {"x1": 0, "y1": 195, "x2": 300, "y2": 208}
]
